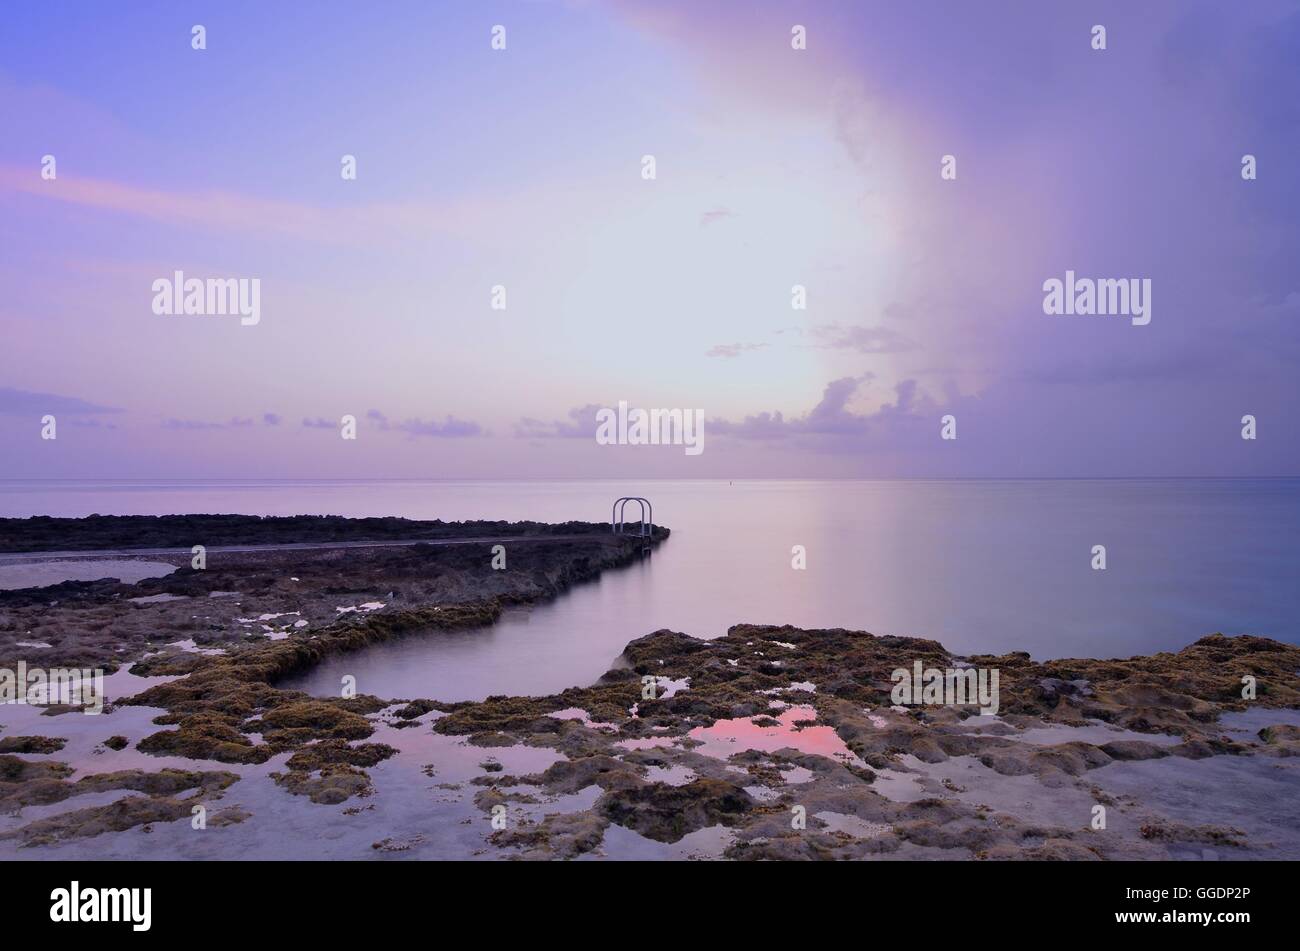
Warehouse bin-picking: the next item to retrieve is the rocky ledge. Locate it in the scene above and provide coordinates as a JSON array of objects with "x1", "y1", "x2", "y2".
[
  {"x1": 0, "y1": 516, "x2": 667, "y2": 842},
  {"x1": 430, "y1": 624, "x2": 1300, "y2": 859}
]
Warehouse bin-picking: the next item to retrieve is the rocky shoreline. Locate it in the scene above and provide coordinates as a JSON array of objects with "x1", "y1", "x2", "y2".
[
  {"x1": 449, "y1": 625, "x2": 1300, "y2": 859},
  {"x1": 1, "y1": 515, "x2": 1297, "y2": 860},
  {"x1": 0, "y1": 513, "x2": 601, "y2": 554}
]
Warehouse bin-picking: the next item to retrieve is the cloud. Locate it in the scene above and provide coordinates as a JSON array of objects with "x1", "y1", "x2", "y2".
[
  {"x1": 807, "y1": 324, "x2": 918, "y2": 355},
  {"x1": 0, "y1": 386, "x2": 120, "y2": 416},
  {"x1": 705, "y1": 342, "x2": 769, "y2": 359},
  {"x1": 365, "y1": 409, "x2": 482, "y2": 438},
  {"x1": 709, "y1": 375, "x2": 931, "y2": 443},
  {"x1": 162, "y1": 417, "x2": 254, "y2": 430},
  {"x1": 262, "y1": 412, "x2": 282, "y2": 426},
  {"x1": 700, "y1": 207, "x2": 734, "y2": 227},
  {"x1": 515, "y1": 404, "x2": 603, "y2": 439},
  {"x1": 0, "y1": 164, "x2": 501, "y2": 248},
  {"x1": 1260, "y1": 290, "x2": 1300, "y2": 316},
  {"x1": 707, "y1": 326, "x2": 914, "y2": 358},
  {"x1": 516, "y1": 381, "x2": 926, "y2": 448},
  {"x1": 396, "y1": 417, "x2": 482, "y2": 437}
]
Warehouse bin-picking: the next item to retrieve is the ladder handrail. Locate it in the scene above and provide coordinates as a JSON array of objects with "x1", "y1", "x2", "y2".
[{"x1": 611, "y1": 496, "x2": 653, "y2": 537}]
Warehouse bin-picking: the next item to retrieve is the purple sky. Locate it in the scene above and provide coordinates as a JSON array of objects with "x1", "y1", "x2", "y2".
[{"x1": 2, "y1": 0, "x2": 1298, "y2": 479}]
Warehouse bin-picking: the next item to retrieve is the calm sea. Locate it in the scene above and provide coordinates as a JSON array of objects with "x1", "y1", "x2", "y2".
[{"x1": 2, "y1": 479, "x2": 1296, "y2": 701}]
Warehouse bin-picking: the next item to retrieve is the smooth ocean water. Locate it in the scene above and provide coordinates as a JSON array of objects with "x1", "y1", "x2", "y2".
[{"x1": 2, "y1": 479, "x2": 1296, "y2": 701}]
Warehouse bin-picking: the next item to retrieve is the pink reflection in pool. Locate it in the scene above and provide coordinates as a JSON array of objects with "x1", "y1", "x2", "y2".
[{"x1": 686, "y1": 705, "x2": 866, "y2": 768}]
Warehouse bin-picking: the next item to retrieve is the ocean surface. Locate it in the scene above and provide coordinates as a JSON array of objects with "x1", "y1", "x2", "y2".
[{"x1": 2, "y1": 479, "x2": 1297, "y2": 701}]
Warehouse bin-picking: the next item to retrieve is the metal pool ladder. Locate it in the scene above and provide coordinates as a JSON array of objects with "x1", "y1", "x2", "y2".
[{"x1": 611, "y1": 497, "x2": 653, "y2": 537}]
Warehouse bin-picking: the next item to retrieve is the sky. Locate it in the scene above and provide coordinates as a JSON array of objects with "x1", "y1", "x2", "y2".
[{"x1": 2, "y1": 0, "x2": 1298, "y2": 480}]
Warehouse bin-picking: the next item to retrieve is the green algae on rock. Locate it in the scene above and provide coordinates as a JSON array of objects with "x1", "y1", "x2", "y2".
[
  {"x1": 0, "y1": 517, "x2": 668, "y2": 839},
  {"x1": 0, "y1": 735, "x2": 66, "y2": 754},
  {"x1": 423, "y1": 624, "x2": 1300, "y2": 859}
]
